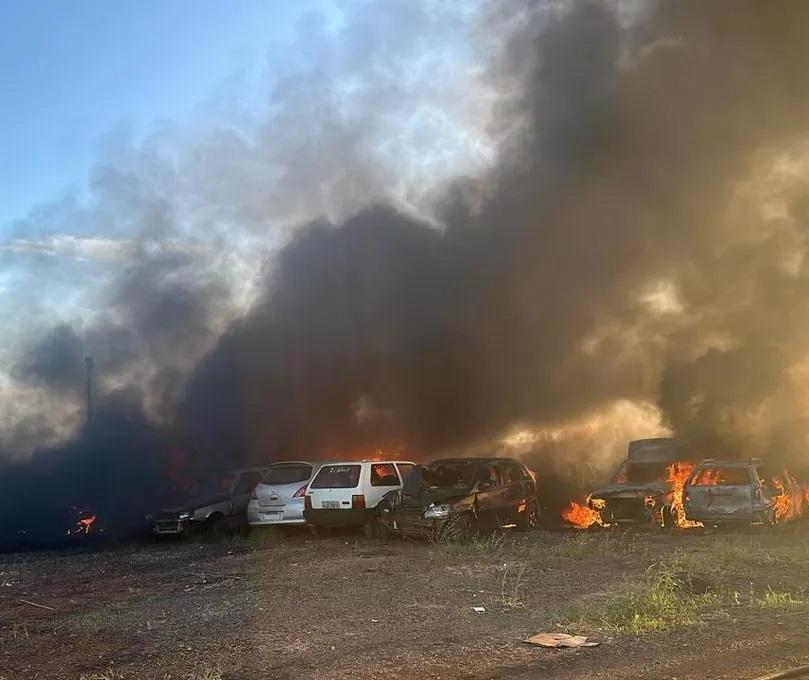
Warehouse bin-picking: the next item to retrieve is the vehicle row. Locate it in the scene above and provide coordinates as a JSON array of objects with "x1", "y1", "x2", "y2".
[{"x1": 148, "y1": 457, "x2": 541, "y2": 539}]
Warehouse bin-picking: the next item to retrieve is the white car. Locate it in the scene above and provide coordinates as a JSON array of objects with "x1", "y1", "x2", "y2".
[
  {"x1": 304, "y1": 460, "x2": 415, "y2": 538},
  {"x1": 247, "y1": 461, "x2": 321, "y2": 527}
]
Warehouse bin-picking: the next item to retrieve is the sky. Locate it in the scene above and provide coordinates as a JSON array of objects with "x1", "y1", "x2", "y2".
[{"x1": 0, "y1": 0, "x2": 334, "y2": 232}]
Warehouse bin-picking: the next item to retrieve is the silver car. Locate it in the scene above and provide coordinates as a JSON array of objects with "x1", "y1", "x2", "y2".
[
  {"x1": 149, "y1": 466, "x2": 269, "y2": 535},
  {"x1": 248, "y1": 461, "x2": 320, "y2": 526}
]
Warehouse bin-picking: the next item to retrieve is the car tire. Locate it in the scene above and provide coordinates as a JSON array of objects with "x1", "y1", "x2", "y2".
[
  {"x1": 516, "y1": 500, "x2": 540, "y2": 531},
  {"x1": 206, "y1": 514, "x2": 227, "y2": 536},
  {"x1": 662, "y1": 505, "x2": 679, "y2": 529},
  {"x1": 363, "y1": 515, "x2": 381, "y2": 540},
  {"x1": 453, "y1": 514, "x2": 475, "y2": 541}
]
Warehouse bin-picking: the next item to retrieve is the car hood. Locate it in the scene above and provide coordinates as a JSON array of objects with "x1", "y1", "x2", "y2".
[
  {"x1": 589, "y1": 482, "x2": 670, "y2": 499},
  {"x1": 402, "y1": 487, "x2": 472, "y2": 507}
]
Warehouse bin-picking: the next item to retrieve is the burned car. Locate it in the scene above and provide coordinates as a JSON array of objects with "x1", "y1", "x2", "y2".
[
  {"x1": 586, "y1": 438, "x2": 695, "y2": 529},
  {"x1": 381, "y1": 457, "x2": 540, "y2": 538},
  {"x1": 148, "y1": 466, "x2": 269, "y2": 536},
  {"x1": 683, "y1": 459, "x2": 804, "y2": 527}
]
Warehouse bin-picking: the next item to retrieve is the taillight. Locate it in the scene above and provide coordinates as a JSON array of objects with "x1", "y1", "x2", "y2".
[
  {"x1": 352, "y1": 494, "x2": 366, "y2": 510},
  {"x1": 304, "y1": 495, "x2": 312, "y2": 510},
  {"x1": 752, "y1": 487, "x2": 761, "y2": 501},
  {"x1": 250, "y1": 488, "x2": 257, "y2": 500},
  {"x1": 684, "y1": 490, "x2": 690, "y2": 503},
  {"x1": 293, "y1": 484, "x2": 307, "y2": 498}
]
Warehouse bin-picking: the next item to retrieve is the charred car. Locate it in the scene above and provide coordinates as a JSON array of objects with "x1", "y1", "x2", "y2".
[
  {"x1": 381, "y1": 457, "x2": 540, "y2": 538},
  {"x1": 683, "y1": 459, "x2": 804, "y2": 527},
  {"x1": 148, "y1": 466, "x2": 269, "y2": 536},
  {"x1": 586, "y1": 438, "x2": 694, "y2": 529}
]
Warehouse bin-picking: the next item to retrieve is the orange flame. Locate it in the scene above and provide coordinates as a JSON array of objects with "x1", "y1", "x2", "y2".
[
  {"x1": 665, "y1": 462, "x2": 702, "y2": 528},
  {"x1": 561, "y1": 501, "x2": 600, "y2": 528},
  {"x1": 68, "y1": 515, "x2": 97, "y2": 536}
]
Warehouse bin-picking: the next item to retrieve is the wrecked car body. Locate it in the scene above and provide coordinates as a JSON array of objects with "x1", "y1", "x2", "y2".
[
  {"x1": 148, "y1": 466, "x2": 269, "y2": 536},
  {"x1": 683, "y1": 459, "x2": 804, "y2": 527},
  {"x1": 381, "y1": 457, "x2": 539, "y2": 539},
  {"x1": 586, "y1": 438, "x2": 694, "y2": 528}
]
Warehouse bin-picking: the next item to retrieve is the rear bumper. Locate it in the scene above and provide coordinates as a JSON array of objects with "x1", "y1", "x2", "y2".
[
  {"x1": 684, "y1": 508, "x2": 771, "y2": 524},
  {"x1": 248, "y1": 500, "x2": 305, "y2": 526},
  {"x1": 304, "y1": 508, "x2": 372, "y2": 527}
]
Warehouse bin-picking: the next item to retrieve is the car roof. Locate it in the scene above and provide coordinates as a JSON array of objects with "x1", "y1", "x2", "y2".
[
  {"x1": 696, "y1": 458, "x2": 763, "y2": 467},
  {"x1": 429, "y1": 457, "x2": 523, "y2": 465},
  {"x1": 315, "y1": 460, "x2": 416, "y2": 467}
]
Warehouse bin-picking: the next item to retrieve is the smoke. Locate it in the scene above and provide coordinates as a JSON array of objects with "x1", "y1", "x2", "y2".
[{"x1": 6, "y1": 0, "x2": 809, "y2": 542}]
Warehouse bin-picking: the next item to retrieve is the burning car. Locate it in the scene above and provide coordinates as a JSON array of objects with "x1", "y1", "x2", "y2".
[
  {"x1": 381, "y1": 457, "x2": 540, "y2": 539},
  {"x1": 147, "y1": 466, "x2": 269, "y2": 536},
  {"x1": 582, "y1": 438, "x2": 695, "y2": 529},
  {"x1": 683, "y1": 459, "x2": 804, "y2": 527}
]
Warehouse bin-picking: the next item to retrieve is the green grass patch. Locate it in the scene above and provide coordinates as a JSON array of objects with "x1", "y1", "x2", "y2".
[{"x1": 554, "y1": 560, "x2": 719, "y2": 634}]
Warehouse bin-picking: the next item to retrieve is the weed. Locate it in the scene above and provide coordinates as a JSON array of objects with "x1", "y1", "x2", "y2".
[
  {"x1": 554, "y1": 559, "x2": 719, "y2": 634},
  {"x1": 496, "y1": 561, "x2": 528, "y2": 609}
]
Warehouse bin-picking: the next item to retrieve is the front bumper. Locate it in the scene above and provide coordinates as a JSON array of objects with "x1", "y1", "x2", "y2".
[
  {"x1": 595, "y1": 497, "x2": 658, "y2": 525},
  {"x1": 684, "y1": 508, "x2": 772, "y2": 524},
  {"x1": 248, "y1": 499, "x2": 306, "y2": 526},
  {"x1": 389, "y1": 512, "x2": 451, "y2": 537},
  {"x1": 304, "y1": 508, "x2": 372, "y2": 527},
  {"x1": 152, "y1": 519, "x2": 190, "y2": 535}
]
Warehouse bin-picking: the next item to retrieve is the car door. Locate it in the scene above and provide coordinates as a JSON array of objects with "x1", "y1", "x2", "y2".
[{"x1": 473, "y1": 463, "x2": 502, "y2": 528}]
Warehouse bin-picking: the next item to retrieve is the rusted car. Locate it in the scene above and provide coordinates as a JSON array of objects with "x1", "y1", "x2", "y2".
[
  {"x1": 380, "y1": 457, "x2": 540, "y2": 539},
  {"x1": 683, "y1": 459, "x2": 804, "y2": 527},
  {"x1": 586, "y1": 438, "x2": 695, "y2": 528},
  {"x1": 147, "y1": 466, "x2": 269, "y2": 535}
]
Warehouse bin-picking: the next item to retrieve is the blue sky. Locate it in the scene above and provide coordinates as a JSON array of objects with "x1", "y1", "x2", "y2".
[{"x1": 0, "y1": 0, "x2": 333, "y2": 231}]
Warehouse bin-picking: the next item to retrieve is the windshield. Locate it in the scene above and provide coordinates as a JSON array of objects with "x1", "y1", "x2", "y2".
[
  {"x1": 693, "y1": 467, "x2": 752, "y2": 486},
  {"x1": 614, "y1": 462, "x2": 672, "y2": 484},
  {"x1": 424, "y1": 462, "x2": 477, "y2": 489},
  {"x1": 263, "y1": 463, "x2": 312, "y2": 485}
]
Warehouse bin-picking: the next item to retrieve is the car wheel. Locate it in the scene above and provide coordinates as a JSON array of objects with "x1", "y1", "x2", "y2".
[
  {"x1": 206, "y1": 514, "x2": 227, "y2": 536},
  {"x1": 363, "y1": 515, "x2": 381, "y2": 540},
  {"x1": 516, "y1": 500, "x2": 540, "y2": 531},
  {"x1": 452, "y1": 514, "x2": 475, "y2": 541}
]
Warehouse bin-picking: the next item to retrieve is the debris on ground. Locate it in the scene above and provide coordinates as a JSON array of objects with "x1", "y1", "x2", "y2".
[{"x1": 524, "y1": 632, "x2": 600, "y2": 648}]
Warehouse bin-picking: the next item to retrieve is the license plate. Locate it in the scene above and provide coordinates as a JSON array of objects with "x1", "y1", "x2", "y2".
[
  {"x1": 261, "y1": 512, "x2": 283, "y2": 520},
  {"x1": 322, "y1": 500, "x2": 340, "y2": 509}
]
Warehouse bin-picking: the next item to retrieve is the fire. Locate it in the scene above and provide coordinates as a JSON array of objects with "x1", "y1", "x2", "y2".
[
  {"x1": 67, "y1": 512, "x2": 98, "y2": 536},
  {"x1": 665, "y1": 462, "x2": 701, "y2": 528},
  {"x1": 561, "y1": 501, "x2": 600, "y2": 528}
]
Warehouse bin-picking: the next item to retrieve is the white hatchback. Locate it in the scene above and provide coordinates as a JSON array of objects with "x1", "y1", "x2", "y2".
[
  {"x1": 304, "y1": 460, "x2": 415, "y2": 538},
  {"x1": 247, "y1": 461, "x2": 321, "y2": 526}
]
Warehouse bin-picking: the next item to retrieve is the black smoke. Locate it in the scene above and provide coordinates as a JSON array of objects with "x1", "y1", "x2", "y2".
[{"x1": 7, "y1": 1, "x2": 809, "y2": 544}]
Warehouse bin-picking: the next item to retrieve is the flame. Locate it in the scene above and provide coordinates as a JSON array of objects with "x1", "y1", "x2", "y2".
[
  {"x1": 67, "y1": 514, "x2": 97, "y2": 536},
  {"x1": 561, "y1": 501, "x2": 600, "y2": 528},
  {"x1": 666, "y1": 462, "x2": 701, "y2": 528}
]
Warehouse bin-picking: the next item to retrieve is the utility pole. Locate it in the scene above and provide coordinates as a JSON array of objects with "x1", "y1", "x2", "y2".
[{"x1": 85, "y1": 356, "x2": 94, "y2": 426}]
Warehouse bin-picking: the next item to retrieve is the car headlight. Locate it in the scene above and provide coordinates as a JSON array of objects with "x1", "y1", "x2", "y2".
[
  {"x1": 179, "y1": 512, "x2": 192, "y2": 520},
  {"x1": 643, "y1": 495, "x2": 657, "y2": 508},
  {"x1": 423, "y1": 504, "x2": 450, "y2": 519},
  {"x1": 589, "y1": 497, "x2": 606, "y2": 511}
]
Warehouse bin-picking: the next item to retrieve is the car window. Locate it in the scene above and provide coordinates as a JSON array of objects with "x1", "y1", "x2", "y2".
[
  {"x1": 235, "y1": 471, "x2": 263, "y2": 495},
  {"x1": 396, "y1": 463, "x2": 415, "y2": 481},
  {"x1": 477, "y1": 464, "x2": 500, "y2": 487},
  {"x1": 692, "y1": 467, "x2": 752, "y2": 486},
  {"x1": 310, "y1": 465, "x2": 361, "y2": 489},
  {"x1": 371, "y1": 463, "x2": 400, "y2": 486},
  {"x1": 498, "y1": 462, "x2": 517, "y2": 484},
  {"x1": 263, "y1": 463, "x2": 312, "y2": 485}
]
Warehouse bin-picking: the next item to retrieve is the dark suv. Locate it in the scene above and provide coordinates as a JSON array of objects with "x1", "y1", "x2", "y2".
[{"x1": 381, "y1": 457, "x2": 540, "y2": 538}]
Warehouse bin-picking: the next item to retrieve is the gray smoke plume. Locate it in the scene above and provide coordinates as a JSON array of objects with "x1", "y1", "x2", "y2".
[{"x1": 7, "y1": 0, "x2": 809, "y2": 500}]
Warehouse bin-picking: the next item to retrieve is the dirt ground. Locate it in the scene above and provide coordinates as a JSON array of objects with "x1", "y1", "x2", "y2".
[{"x1": 1, "y1": 527, "x2": 808, "y2": 680}]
